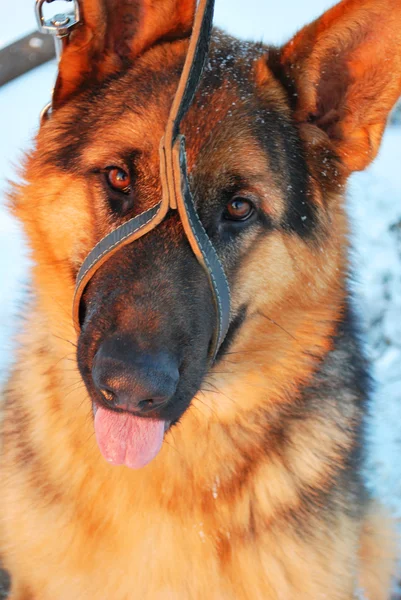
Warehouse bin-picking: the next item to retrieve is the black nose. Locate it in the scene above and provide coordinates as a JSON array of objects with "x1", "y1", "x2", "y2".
[{"x1": 92, "y1": 336, "x2": 180, "y2": 415}]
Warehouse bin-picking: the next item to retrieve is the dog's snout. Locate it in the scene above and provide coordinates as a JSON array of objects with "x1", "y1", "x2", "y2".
[{"x1": 92, "y1": 336, "x2": 179, "y2": 415}]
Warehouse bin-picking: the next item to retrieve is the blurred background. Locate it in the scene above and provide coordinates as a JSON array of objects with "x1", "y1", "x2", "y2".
[{"x1": 0, "y1": 0, "x2": 400, "y2": 554}]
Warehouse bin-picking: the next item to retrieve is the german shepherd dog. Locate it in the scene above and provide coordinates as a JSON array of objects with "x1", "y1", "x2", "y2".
[{"x1": 1, "y1": 0, "x2": 401, "y2": 598}]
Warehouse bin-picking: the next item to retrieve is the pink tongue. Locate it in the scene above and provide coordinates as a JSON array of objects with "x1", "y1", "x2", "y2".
[{"x1": 94, "y1": 406, "x2": 165, "y2": 469}]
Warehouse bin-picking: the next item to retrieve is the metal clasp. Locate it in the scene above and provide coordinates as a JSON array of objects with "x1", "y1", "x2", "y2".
[
  {"x1": 35, "y1": 0, "x2": 81, "y2": 123},
  {"x1": 35, "y1": 0, "x2": 80, "y2": 39}
]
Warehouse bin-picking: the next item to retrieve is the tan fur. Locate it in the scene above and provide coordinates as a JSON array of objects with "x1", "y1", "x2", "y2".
[
  {"x1": 1, "y1": 326, "x2": 397, "y2": 599},
  {"x1": 358, "y1": 505, "x2": 399, "y2": 600},
  {"x1": 280, "y1": 0, "x2": 401, "y2": 172},
  {"x1": 1, "y1": 0, "x2": 401, "y2": 598}
]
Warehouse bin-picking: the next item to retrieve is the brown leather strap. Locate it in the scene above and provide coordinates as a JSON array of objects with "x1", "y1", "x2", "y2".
[
  {"x1": 72, "y1": 0, "x2": 231, "y2": 361},
  {"x1": 160, "y1": 0, "x2": 215, "y2": 209}
]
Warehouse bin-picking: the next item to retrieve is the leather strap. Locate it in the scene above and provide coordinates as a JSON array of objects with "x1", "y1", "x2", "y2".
[
  {"x1": 72, "y1": 0, "x2": 231, "y2": 361},
  {"x1": 173, "y1": 136, "x2": 230, "y2": 358},
  {"x1": 0, "y1": 32, "x2": 55, "y2": 88},
  {"x1": 73, "y1": 200, "x2": 168, "y2": 325}
]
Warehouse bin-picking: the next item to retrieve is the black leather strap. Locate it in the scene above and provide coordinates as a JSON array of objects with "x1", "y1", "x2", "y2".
[
  {"x1": 73, "y1": 202, "x2": 165, "y2": 329},
  {"x1": 73, "y1": 0, "x2": 231, "y2": 360},
  {"x1": 175, "y1": 136, "x2": 230, "y2": 356}
]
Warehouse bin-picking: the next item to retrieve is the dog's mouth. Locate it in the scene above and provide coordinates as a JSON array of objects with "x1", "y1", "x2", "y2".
[
  {"x1": 92, "y1": 402, "x2": 170, "y2": 469},
  {"x1": 81, "y1": 307, "x2": 246, "y2": 470},
  {"x1": 78, "y1": 330, "x2": 209, "y2": 470}
]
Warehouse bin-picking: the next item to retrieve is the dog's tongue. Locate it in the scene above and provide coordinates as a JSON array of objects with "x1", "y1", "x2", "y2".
[{"x1": 94, "y1": 406, "x2": 165, "y2": 469}]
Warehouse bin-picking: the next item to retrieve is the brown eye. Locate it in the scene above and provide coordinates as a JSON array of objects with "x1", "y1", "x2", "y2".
[
  {"x1": 105, "y1": 167, "x2": 131, "y2": 193},
  {"x1": 224, "y1": 197, "x2": 255, "y2": 221}
]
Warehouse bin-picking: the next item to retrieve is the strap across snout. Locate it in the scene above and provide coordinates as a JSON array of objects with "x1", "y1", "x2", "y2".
[{"x1": 72, "y1": 0, "x2": 231, "y2": 361}]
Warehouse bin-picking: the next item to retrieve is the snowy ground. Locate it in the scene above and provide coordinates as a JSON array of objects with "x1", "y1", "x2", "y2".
[{"x1": 0, "y1": 0, "x2": 401, "y2": 586}]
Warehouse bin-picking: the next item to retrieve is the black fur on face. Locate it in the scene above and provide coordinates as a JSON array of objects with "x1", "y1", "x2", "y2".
[{"x1": 77, "y1": 212, "x2": 216, "y2": 425}]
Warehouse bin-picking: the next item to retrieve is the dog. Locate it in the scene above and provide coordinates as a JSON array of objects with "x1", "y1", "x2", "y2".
[{"x1": 1, "y1": 0, "x2": 401, "y2": 598}]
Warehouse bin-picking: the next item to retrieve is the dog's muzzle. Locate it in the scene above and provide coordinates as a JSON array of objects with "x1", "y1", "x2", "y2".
[{"x1": 72, "y1": 0, "x2": 231, "y2": 361}]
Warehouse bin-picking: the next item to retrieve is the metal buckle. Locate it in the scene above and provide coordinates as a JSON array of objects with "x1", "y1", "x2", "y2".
[
  {"x1": 35, "y1": 0, "x2": 81, "y2": 124},
  {"x1": 35, "y1": 0, "x2": 80, "y2": 39}
]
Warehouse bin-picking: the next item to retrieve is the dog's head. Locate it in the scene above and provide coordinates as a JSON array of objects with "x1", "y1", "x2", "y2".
[{"x1": 15, "y1": 0, "x2": 401, "y2": 469}]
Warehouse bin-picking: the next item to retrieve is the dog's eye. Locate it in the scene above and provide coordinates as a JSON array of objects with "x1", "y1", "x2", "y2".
[
  {"x1": 101, "y1": 166, "x2": 134, "y2": 217},
  {"x1": 105, "y1": 167, "x2": 131, "y2": 194},
  {"x1": 224, "y1": 197, "x2": 255, "y2": 222}
]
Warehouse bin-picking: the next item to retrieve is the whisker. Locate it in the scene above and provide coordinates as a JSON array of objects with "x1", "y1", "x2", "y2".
[
  {"x1": 193, "y1": 393, "x2": 220, "y2": 421},
  {"x1": 203, "y1": 379, "x2": 240, "y2": 407},
  {"x1": 257, "y1": 311, "x2": 297, "y2": 342},
  {"x1": 52, "y1": 334, "x2": 78, "y2": 349},
  {"x1": 63, "y1": 383, "x2": 86, "y2": 400},
  {"x1": 51, "y1": 353, "x2": 78, "y2": 370}
]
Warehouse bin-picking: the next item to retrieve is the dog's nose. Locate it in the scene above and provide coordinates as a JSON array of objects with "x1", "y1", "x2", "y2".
[{"x1": 92, "y1": 337, "x2": 179, "y2": 415}]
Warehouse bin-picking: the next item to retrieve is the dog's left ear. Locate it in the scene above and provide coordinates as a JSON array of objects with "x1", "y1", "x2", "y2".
[
  {"x1": 53, "y1": 0, "x2": 196, "y2": 108},
  {"x1": 269, "y1": 0, "x2": 401, "y2": 172}
]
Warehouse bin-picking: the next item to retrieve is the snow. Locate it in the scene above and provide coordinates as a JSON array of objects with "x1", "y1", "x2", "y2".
[
  {"x1": 348, "y1": 129, "x2": 401, "y2": 519},
  {"x1": 0, "y1": 0, "x2": 400, "y2": 571}
]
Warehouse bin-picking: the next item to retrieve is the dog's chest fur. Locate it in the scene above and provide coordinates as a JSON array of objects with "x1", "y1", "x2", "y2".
[{"x1": 1, "y1": 313, "x2": 383, "y2": 599}]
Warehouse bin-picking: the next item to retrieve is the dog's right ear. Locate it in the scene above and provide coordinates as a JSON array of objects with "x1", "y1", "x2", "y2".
[{"x1": 53, "y1": 0, "x2": 196, "y2": 108}]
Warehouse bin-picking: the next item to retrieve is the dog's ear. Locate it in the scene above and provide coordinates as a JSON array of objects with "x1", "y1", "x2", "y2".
[
  {"x1": 270, "y1": 0, "x2": 401, "y2": 172},
  {"x1": 53, "y1": 0, "x2": 196, "y2": 107}
]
